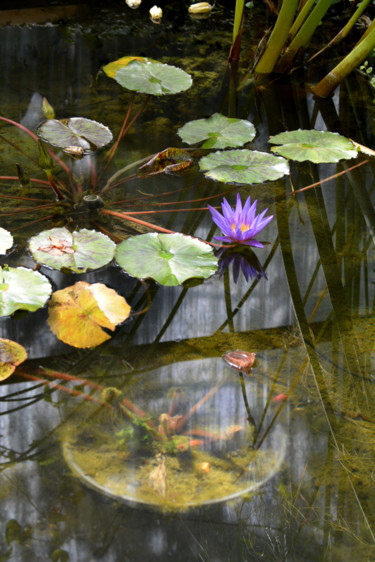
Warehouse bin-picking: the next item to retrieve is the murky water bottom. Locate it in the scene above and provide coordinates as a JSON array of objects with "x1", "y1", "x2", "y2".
[{"x1": 0, "y1": 4, "x2": 375, "y2": 561}]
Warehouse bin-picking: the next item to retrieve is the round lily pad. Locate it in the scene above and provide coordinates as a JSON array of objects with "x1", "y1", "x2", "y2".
[
  {"x1": 0, "y1": 227, "x2": 13, "y2": 254},
  {"x1": 115, "y1": 233, "x2": 218, "y2": 286},
  {"x1": 48, "y1": 281, "x2": 131, "y2": 348},
  {"x1": 199, "y1": 150, "x2": 289, "y2": 184},
  {"x1": 178, "y1": 113, "x2": 256, "y2": 149},
  {"x1": 0, "y1": 266, "x2": 52, "y2": 317},
  {"x1": 114, "y1": 60, "x2": 192, "y2": 95},
  {"x1": 29, "y1": 227, "x2": 116, "y2": 273},
  {"x1": 37, "y1": 118, "x2": 113, "y2": 151},
  {"x1": 0, "y1": 338, "x2": 27, "y2": 381},
  {"x1": 269, "y1": 130, "x2": 358, "y2": 163},
  {"x1": 103, "y1": 56, "x2": 156, "y2": 79}
]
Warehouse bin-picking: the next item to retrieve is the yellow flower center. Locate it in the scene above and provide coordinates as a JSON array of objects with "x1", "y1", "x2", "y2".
[{"x1": 231, "y1": 222, "x2": 249, "y2": 233}]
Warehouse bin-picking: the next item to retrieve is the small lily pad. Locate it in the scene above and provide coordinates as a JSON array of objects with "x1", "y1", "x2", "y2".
[
  {"x1": 138, "y1": 147, "x2": 193, "y2": 176},
  {"x1": 269, "y1": 130, "x2": 358, "y2": 163},
  {"x1": 48, "y1": 281, "x2": 131, "y2": 348},
  {"x1": 0, "y1": 228, "x2": 13, "y2": 254},
  {"x1": 0, "y1": 266, "x2": 52, "y2": 317},
  {"x1": 178, "y1": 113, "x2": 256, "y2": 149},
  {"x1": 29, "y1": 227, "x2": 116, "y2": 273},
  {"x1": 114, "y1": 60, "x2": 192, "y2": 95},
  {"x1": 115, "y1": 233, "x2": 218, "y2": 286},
  {"x1": 0, "y1": 338, "x2": 27, "y2": 381},
  {"x1": 199, "y1": 150, "x2": 289, "y2": 184},
  {"x1": 103, "y1": 56, "x2": 156, "y2": 79},
  {"x1": 37, "y1": 118, "x2": 113, "y2": 151}
]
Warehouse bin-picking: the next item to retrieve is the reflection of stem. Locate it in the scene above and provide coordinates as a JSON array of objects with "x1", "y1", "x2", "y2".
[
  {"x1": 175, "y1": 376, "x2": 229, "y2": 433},
  {"x1": 239, "y1": 372, "x2": 256, "y2": 432}
]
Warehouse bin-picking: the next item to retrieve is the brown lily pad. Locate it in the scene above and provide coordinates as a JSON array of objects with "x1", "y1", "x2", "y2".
[{"x1": 0, "y1": 338, "x2": 28, "y2": 381}]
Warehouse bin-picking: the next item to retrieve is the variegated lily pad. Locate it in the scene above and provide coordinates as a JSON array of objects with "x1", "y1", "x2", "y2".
[
  {"x1": 178, "y1": 113, "x2": 256, "y2": 149},
  {"x1": 37, "y1": 118, "x2": 113, "y2": 151},
  {"x1": 0, "y1": 266, "x2": 52, "y2": 316},
  {"x1": 0, "y1": 228, "x2": 13, "y2": 254},
  {"x1": 113, "y1": 59, "x2": 192, "y2": 95},
  {"x1": 29, "y1": 227, "x2": 116, "y2": 273},
  {"x1": 0, "y1": 338, "x2": 27, "y2": 381}
]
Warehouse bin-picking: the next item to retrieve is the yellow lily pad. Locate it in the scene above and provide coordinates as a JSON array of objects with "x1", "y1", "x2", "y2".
[
  {"x1": 0, "y1": 338, "x2": 27, "y2": 381},
  {"x1": 47, "y1": 281, "x2": 131, "y2": 348}
]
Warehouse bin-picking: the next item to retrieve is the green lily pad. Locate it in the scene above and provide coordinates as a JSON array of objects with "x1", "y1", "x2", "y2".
[
  {"x1": 0, "y1": 266, "x2": 52, "y2": 317},
  {"x1": 178, "y1": 113, "x2": 256, "y2": 149},
  {"x1": 114, "y1": 60, "x2": 192, "y2": 95},
  {"x1": 269, "y1": 130, "x2": 358, "y2": 163},
  {"x1": 37, "y1": 118, "x2": 113, "y2": 151},
  {"x1": 29, "y1": 227, "x2": 116, "y2": 273},
  {"x1": 137, "y1": 147, "x2": 193, "y2": 176},
  {"x1": 0, "y1": 338, "x2": 27, "y2": 381},
  {"x1": 0, "y1": 228, "x2": 13, "y2": 254},
  {"x1": 103, "y1": 56, "x2": 156, "y2": 79},
  {"x1": 115, "y1": 233, "x2": 218, "y2": 286},
  {"x1": 199, "y1": 149, "x2": 289, "y2": 184}
]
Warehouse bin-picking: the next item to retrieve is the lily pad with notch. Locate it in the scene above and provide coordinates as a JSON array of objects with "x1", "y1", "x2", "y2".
[
  {"x1": 37, "y1": 118, "x2": 113, "y2": 152},
  {"x1": 199, "y1": 149, "x2": 289, "y2": 184},
  {"x1": 29, "y1": 227, "x2": 116, "y2": 273},
  {"x1": 0, "y1": 338, "x2": 27, "y2": 381},
  {"x1": 0, "y1": 266, "x2": 52, "y2": 317},
  {"x1": 112, "y1": 59, "x2": 192, "y2": 95},
  {"x1": 178, "y1": 113, "x2": 256, "y2": 149},
  {"x1": 115, "y1": 233, "x2": 218, "y2": 286},
  {"x1": 48, "y1": 281, "x2": 131, "y2": 348},
  {"x1": 269, "y1": 129, "x2": 359, "y2": 163}
]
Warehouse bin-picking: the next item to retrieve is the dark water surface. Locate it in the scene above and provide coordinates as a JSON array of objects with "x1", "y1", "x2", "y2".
[{"x1": 0, "y1": 4, "x2": 375, "y2": 561}]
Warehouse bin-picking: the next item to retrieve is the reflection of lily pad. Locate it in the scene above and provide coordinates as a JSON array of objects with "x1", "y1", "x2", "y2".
[
  {"x1": 48, "y1": 281, "x2": 131, "y2": 348},
  {"x1": 269, "y1": 130, "x2": 358, "y2": 163},
  {"x1": 0, "y1": 266, "x2": 52, "y2": 316},
  {"x1": 199, "y1": 150, "x2": 289, "y2": 184},
  {"x1": 37, "y1": 118, "x2": 113, "y2": 151},
  {"x1": 115, "y1": 233, "x2": 218, "y2": 286},
  {"x1": 114, "y1": 60, "x2": 192, "y2": 95},
  {"x1": 0, "y1": 338, "x2": 27, "y2": 381},
  {"x1": 0, "y1": 228, "x2": 13, "y2": 254},
  {"x1": 178, "y1": 113, "x2": 256, "y2": 149},
  {"x1": 29, "y1": 227, "x2": 116, "y2": 273},
  {"x1": 138, "y1": 147, "x2": 193, "y2": 176}
]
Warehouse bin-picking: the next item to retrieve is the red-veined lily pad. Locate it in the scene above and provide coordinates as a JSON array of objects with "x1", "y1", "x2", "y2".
[
  {"x1": 178, "y1": 113, "x2": 256, "y2": 149},
  {"x1": 199, "y1": 149, "x2": 289, "y2": 184},
  {"x1": 137, "y1": 147, "x2": 193, "y2": 176},
  {"x1": 0, "y1": 266, "x2": 52, "y2": 317},
  {"x1": 29, "y1": 227, "x2": 116, "y2": 273},
  {"x1": 115, "y1": 233, "x2": 218, "y2": 286},
  {"x1": 269, "y1": 130, "x2": 359, "y2": 163},
  {"x1": 37, "y1": 118, "x2": 113, "y2": 151},
  {"x1": 47, "y1": 281, "x2": 131, "y2": 348},
  {"x1": 113, "y1": 59, "x2": 192, "y2": 95},
  {"x1": 0, "y1": 228, "x2": 13, "y2": 254},
  {"x1": 0, "y1": 338, "x2": 27, "y2": 381},
  {"x1": 103, "y1": 56, "x2": 156, "y2": 78}
]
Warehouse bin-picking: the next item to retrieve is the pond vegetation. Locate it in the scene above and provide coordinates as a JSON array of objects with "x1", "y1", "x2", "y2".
[{"x1": 0, "y1": 1, "x2": 374, "y2": 560}]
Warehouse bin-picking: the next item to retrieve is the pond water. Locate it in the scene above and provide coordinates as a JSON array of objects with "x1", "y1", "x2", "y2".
[{"x1": 0, "y1": 3, "x2": 375, "y2": 561}]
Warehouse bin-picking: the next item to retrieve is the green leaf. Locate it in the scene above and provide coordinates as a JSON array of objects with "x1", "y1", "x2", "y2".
[
  {"x1": 103, "y1": 56, "x2": 156, "y2": 78},
  {"x1": 115, "y1": 233, "x2": 218, "y2": 286},
  {"x1": 114, "y1": 60, "x2": 192, "y2": 95},
  {"x1": 0, "y1": 338, "x2": 27, "y2": 381},
  {"x1": 199, "y1": 149, "x2": 289, "y2": 184},
  {"x1": 28, "y1": 227, "x2": 116, "y2": 273},
  {"x1": 0, "y1": 228, "x2": 13, "y2": 254},
  {"x1": 269, "y1": 129, "x2": 359, "y2": 163},
  {"x1": 137, "y1": 147, "x2": 193, "y2": 176},
  {"x1": 0, "y1": 266, "x2": 52, "y2": 316},
  {"x1": 37, "y1": 118, "x2": 113, "y2": 151},
  {"x1": 178, "y1": 113, "x2": 256, "y2": 149}
]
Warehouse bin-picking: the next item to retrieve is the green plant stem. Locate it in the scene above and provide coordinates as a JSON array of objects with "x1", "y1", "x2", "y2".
[
  {"x1": 275, "y1": 0, "x2": 334, "y2": 72},
  {"x1": 288, "y1": 0, "x2": 315, "y2": 41},
  {"x1": 336, "y1": 0, "x2": 372, "y2": 42},
  {"x1": 312, "y1": 25, "x2": 375, "y2": 97},
  {"x1": 229, "y1": 0, "x2": 245, "y2": 61},
  {"x1": 254, "y1": 0, "x2": 299, "y2": 74},
  {"x1": 45, "y1": 170, "x2": 65, "y2": 201}
]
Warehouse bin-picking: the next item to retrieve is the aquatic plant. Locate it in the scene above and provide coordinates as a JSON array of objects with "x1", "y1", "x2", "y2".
[{"x1": 208, "y1": 193, "x2": 273, "y2": 247}]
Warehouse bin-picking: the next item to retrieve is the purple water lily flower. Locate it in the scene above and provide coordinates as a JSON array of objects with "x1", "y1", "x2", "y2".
[{"x1": 208, "y1": 193, "x2": 273, "y2": 247}]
